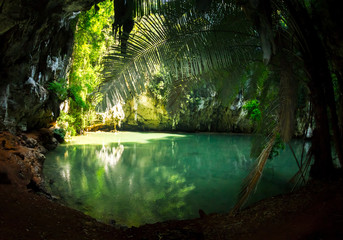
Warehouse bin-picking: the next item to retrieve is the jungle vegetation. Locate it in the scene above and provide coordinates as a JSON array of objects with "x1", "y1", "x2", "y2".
[{"x1": 55, "y1": 0, "x2": 343, "y2": 211}]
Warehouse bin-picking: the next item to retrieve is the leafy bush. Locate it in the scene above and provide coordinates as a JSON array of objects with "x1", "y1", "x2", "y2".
[
  {"x1": 68, "y1": 85, "x2": 88, "y2": 109},
  {"x1": 147, "y1": 73, "x2": 168, "y2": 104},
  {"x1": 53, "y1": 128, "x2": 66, "y2": 143},
  {"x1": 243, "y1": 99, "x2": 261, "y2": 121},
  {"x1": 55, "y1": 0, "x2": 114, "y2": 135},
  {"x1": 48, "y1": 78, "x2": 68, "y2": 100},
  {"x1": 57, "y1": 112, "x2": 77, "y2": 136}
]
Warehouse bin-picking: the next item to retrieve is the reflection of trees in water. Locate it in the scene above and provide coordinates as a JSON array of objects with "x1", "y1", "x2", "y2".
[
  {"x1": 232, "y1": 144, "x2": 252, "y2": 170},
  {"x1": 44, "y1": 135, "x2": 305, "y2": 226},
  {"x1": 47, "y1": 141, "x2": 197, "y2": 226},
  {"x1": 96, "y1": 144, "x2": 124, "y2": 172}
]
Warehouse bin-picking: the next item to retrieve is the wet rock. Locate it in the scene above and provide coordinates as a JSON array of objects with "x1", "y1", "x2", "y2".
[
  {"x1": 37, "y1": 145, "x2": 48, "y2": 154},
  {"x1": 33, "y1": 128, "x2": 59, "y2": 150},
  {"x1": 25, "y1": 137, "x2": 38, "y2": 148},
  {"x1": 13, "y1": 152, "x2": 25, "y2": 160},
  {"x1": 0, "y1": 129, "x2": 57, "y2": 187},
  {"x1": 45, "y1": 137, "x2": 58, "y2": 151},
  {"x1": 35, "y1": 152, "x2": 46, "y2": 164},
  {"x1": 53, "y1": 128, "x2": 66, "y2": 143},
  {"x1": 0, "y1": 133, "x2": 18, "y2": 150}
]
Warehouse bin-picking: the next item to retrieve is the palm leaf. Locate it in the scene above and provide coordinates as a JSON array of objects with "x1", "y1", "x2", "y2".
[
  {"x1": 98, "y1": 4, "x2": 259, "y2": 111},
  {"x1": 231, "y1": 127, "x2": 278, "y2": 214}
]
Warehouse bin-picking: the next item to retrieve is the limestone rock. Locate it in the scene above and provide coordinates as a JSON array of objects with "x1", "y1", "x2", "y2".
[
  {"x1": 120, "y1": 95, "x2": 173, "y2": 131},
  {"x1": 0, "y1": 0, "x2": 102, "y2": 132},
  {"x1": 0, "y1": 129, "x2": 59, "y2": 187},
  {"x1": 119, "y1": 92, "x2": 253, "y2": 133}
]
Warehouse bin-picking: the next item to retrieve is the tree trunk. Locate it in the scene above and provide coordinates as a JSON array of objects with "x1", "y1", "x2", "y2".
[
  {"x1": 286, "y1": 1, "x2": 335, "y2": 179},
  {"x1": 311, "y1": 0, "x2": 343, "y2": 167},
  {"x1": 324, "y1": 72, "x2": 343, "y2": 168},
  {"x1": 334, "y1": 71, "x2": 343, "y2": 138}
]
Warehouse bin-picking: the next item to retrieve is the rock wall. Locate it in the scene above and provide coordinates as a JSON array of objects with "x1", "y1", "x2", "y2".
[
  {"x1": 119, "y1": 92, "x2": 253, "y2": 133},
  {"x1": 0, "y1": 129, "x2": 59, "y2": 187},
  {"x1": 120, "y1": 95, "x2": 173, "y2": 131},
  {"x1": 0, "y1": 0, "x2": 102, "y2": 132}
]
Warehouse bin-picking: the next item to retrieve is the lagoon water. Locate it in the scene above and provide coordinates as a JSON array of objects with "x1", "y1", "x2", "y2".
[{"x1": 43, "y1": 132, "x2": 306, "y2": 227}]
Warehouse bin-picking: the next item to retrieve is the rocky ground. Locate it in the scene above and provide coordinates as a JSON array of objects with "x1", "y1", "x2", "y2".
[
  {"x1": 0, "y1": 129, "x2": 60, "y2": 187},
  {"x1": 1, "y1": 130, "x2": 343, "y2": 240}
]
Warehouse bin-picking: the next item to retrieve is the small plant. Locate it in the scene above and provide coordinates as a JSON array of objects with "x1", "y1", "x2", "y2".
[
  {"x1": 147, "y1": 73, "x2": 168, "y2": 103},
  {"x1": 53, "y1": 128, "x2": 66, "y2": 143},
  {"x1": 269, "y1": 134, "x2": 285, "y2": 159},
  {"x1": 243, "y1": 99, "x2": 261, "y2": 121},
  {"x1": 48, "y1": 78, "x2": 68, "y2": 100},
  {"x1": 68, "y1": 85, "x2": 88, "y2": 109}
]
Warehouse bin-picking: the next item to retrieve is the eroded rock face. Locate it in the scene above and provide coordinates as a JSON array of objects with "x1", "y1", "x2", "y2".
[
  {"x1": 121, "y1": 95, "x2": 173, "y2": 131},
  {"x1": 0, "y1": 0, "x2": 102, "y2": 132},
  {"x1": 0, "y1": 129, "x2": 58, "y2": 187},
  {"x1": 119, "y1": 92, "x2": 253, "y2": 133}
]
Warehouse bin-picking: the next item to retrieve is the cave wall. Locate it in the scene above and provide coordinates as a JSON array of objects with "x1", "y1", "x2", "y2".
[
  {"x1": 118, "y1": 92, "x2": 253, "y2": 133},
  {"x1": 0, "y1": 0, "x2": 102, "y2": 132}
]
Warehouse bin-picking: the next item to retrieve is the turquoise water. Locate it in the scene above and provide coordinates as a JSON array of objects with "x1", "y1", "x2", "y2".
[{"x1": 43, "y1": 132, "x2": 306, "y2": 227}]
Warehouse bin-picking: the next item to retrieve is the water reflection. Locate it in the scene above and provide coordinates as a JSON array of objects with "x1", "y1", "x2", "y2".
[
  {"x1": 97, "y1": 144, "x2": 124, "y2": 172},
  {"x1": 44, "y1": 132, "x2": 305, "y2": 227},
  {"x1": 60, "y1": 162, "x2": 71, "y2": 188}
]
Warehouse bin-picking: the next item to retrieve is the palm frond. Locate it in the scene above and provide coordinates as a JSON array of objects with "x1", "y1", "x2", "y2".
[
  {"x1": 166, "y1": 75, "x2": 199, "y2": 113},
  {"x1": 98, "y1": 5, "x2": 259, "y2": 111},
  {"x1": 231, "y1": 127, "x2": 278, "y2": 214}
]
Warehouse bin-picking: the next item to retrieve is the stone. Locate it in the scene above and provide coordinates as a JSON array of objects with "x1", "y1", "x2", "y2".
[
  {"x1": 118, "y1": 91, "x2": 253, "y2": 133},
  {"x1": 25, "y1": 138, "x2": 38, "y2": 148},
  {"x1": 120, "y1": 94, "x2": 173, "y2": 131},
  {"x1": 0, "y1": 129, "x2": 59, "y2": 187},
  {"x1": 0, "y1": 0, "x2": 103, "y2": 132},
  {"x1": 44, "y1": 138, "x2": 58, "y2": 151}
]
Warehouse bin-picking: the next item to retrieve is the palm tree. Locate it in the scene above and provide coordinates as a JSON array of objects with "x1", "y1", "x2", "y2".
[
  {"x1": 96, "y1": 0, "x2": 342, "y2": 211},
  {"x1": 101, "y1": 2, "x2": 258, "y2": 105},
  {"x1": 244, "y1": 0, "x2": 343, "y2": 178}
]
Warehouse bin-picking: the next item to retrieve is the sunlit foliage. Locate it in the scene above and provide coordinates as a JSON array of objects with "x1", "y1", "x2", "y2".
[{"x1": 58, "y1": 0, "x2": 115, "y2": 135}]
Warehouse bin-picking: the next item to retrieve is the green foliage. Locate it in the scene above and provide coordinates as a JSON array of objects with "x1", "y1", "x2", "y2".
[
  {"x1": 147, "y1": 72, "x2": 169, "y2": 104},
  {"x1": 101, "y1": 7, "x2": 258, "y2": 109},
  {"x1": 183, "y1": 81, "x2": 213, "y2": 112},
  {"x1": 243, "y1": 99, "x2": 261, "y2": 121},
  {"x1": 57, "y1": 0, "x2": 114, "y2": 134},
  {"x1": 269, "y1": 134, "x2": 285, "y2": 159},
  {"x1": 48, "y1": 78, "x2": 68, "y2": 100},
  {"x1": 53, "y1": 128, "x2": 66, "y2": 142},
  {"x1": 68, "y1": 85, "x2": 88, "y2": 109},
  {"x1": 58, "y1": 112, "x2": 77, "y2": 136}
]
